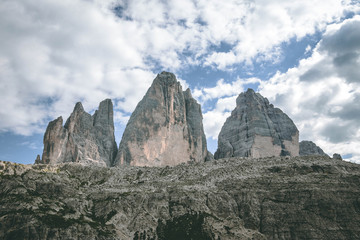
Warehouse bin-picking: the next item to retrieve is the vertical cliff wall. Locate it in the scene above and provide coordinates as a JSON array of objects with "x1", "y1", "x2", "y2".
[
  {"x1": 39, "y1": 99, "x2": 117, "y2": 166},
  {"x1": 215, "y1": 89, "x2": 299, "y2": 159}
]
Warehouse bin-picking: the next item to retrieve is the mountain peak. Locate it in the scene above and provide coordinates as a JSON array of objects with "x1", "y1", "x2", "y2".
[
  {"x1": 115, "y1": 72, "x2": 211, "y2": 166},
  {"x1": 38, "y1": 99, "x2": 117, "y2": 166},
  {"x1": 74, "y1": 102, "x2": 85, "y2": 112},
  {"x1": 216, "y1": 90, "x2": 299, "y2": 159},
  {"x1": 245, "y1": 88, "x2": 255, "y2": 94}
]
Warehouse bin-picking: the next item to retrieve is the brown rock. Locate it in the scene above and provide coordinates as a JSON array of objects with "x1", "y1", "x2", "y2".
[
  {"x1": 115, "y1": 71, "x2": 211, "y2": 167},
  {"x1": 38, "y1": 99, "x2": 117, "y2": 166}
]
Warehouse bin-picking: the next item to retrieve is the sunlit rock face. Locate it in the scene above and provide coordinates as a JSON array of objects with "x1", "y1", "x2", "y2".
[
  {"x1": 215, "y1": 89, "x2": 299, "y2": 159},
  {"x1": 39, "y1": 99, "x2": 117, "y2": 167},
  {"x1": 115, "y1": 71, "x2": 212, "y2": 167}
]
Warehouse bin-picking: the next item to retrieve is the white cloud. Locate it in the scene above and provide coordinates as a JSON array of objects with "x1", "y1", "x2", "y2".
[
  {"x1": 305, "y1": 45, "x2": 312, "y2": 54},
  {"x1": 0, "y1": 0, "x2": 155, "y2": 135},
  {"x1": 0, "y1": 0, "x2": 359, "y2": 160},
  {"x1": 203, "y1": 0, "x2": 360, "y2": 69},
  {"x1": 114, "y1": 111, "x2": 130, "y2": 126},
  {"x1": 110, "y1": 0, "x2": 360, "y2": 70},
  {"x1": 203, "y1": 96, "x2": 237, "y2": 140},
  {"x1": 193, "y1": 77, "x2": 260, "y2": 103}
]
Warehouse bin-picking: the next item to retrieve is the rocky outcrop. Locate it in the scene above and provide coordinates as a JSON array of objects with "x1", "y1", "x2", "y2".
[
  {"x1": 333, "y1": 153, "x2": 343, "y2": 160},
  {"x1": 34, "y1": 155, "x2": 41, "y2": 164},
  {"x1": 300, "y1": 140, "x2": 329, "y2": 156},
  {"x1": 215, "y1": 89, "x2": 299, "y2": 159},
  {"x1": 1, "y1": 156, "x2": 360, "y2": 239},
  {"x1": 115, "y1": 71, "x2": 211, "y2": 167},
  {"x1": 38, "y1": 99, "x2": 117, "y2": 167}
]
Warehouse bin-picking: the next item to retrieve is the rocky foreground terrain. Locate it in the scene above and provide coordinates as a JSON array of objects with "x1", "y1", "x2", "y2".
[{"x1": 1, "y1": 156, "x2": 360, "y2": 240}]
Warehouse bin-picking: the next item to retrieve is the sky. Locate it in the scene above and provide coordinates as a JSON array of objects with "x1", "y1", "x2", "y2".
[{"x1": 1, "y1": 0, "x2": 360, "y2": 164}]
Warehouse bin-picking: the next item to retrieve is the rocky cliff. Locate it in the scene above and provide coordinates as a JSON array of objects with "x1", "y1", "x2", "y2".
[
  {"x1": 1, "y1": 156, "x2": 360, "y2": 239},
  {"x1": 299, "y1": 140, "x2": 329, "y2": 156},
  {"x1": 215, "y1": 89, "x2": 299, "y2": 159},
  {"x1": 39, "y1": 99, "x2": 117, "y2": 167},
  {"x1": 115, "y1": 71, "x2": 211, "y2": 167}
]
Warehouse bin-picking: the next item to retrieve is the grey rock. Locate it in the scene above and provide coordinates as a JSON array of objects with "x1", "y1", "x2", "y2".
[
  {"x1": 215, "y1": 89, "x2": 299, "y2": 159},
  {"x1": 1, "y1": 156, "x2": 360, "y2": 239},
  {"x1": 34, "y1": 155, "x2": 41, "y2": 164},
  {"x1": 299, "y1": 140, "x2": 329, "y2": 156},
  {"x1": 38, "y1": 99, "x2": 117, "y2": 167},
  {"x1": 205, "y1": 151, "x2": 214, "y2": 162},
  {"x1": 40, "y1": 116, "x2": 68, "y2": 165},
  {"x1": 115, "y1": 71, "x2": 211, "y2": 166},
  {"x1": 333, "y1": 153, "x2": 343, "y2": 160}
]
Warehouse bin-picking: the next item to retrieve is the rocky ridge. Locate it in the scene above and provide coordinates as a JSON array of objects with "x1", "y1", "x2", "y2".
[
  {"x1": 215, "y1": 89, "x2": 299, "y2": 159},
  {"x1": 39, "y1": 99, "x2": 117, "y2": 167},
  {"x1": 1, "y1": 155, "x2": 360, "y2": 239},
  {"x1": 115, "y1": 71, "x2": 212, "y2": 166}
]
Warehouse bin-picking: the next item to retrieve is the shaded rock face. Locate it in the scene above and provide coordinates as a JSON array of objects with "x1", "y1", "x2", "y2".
[
  {"x1": 34, "y1": 155, "x2": 41, "y2": 164},
  {"x1": 300, "y1": 140, "x2": 329, "y2": 156},
  {"x1": 115, "y1": 72, "x2": 211, "y2": 167},
  {"x1": 1, "y1": 156, "x2": 360, "y2": 239},
  {"x1": 39, "y1": 99, "x2": 117, "y2": 167},
  {"x1": 215, "y1": 89, "x2": 299, "y2": 159},
  {"x1": 333, "y1": 153, "x2": 343, "y2": 160}
]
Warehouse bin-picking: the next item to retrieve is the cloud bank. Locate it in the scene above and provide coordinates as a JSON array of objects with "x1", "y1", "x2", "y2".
[{"x1": 0, "y1": 0, "x2": 359, "y2": 162}]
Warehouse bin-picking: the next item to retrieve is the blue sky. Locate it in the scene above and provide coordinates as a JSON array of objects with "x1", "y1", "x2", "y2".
[{"x1": 1, "y1": 0, "x2": 360, "y2": 164}]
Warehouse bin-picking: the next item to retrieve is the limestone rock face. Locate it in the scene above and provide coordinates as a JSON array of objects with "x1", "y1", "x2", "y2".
[
  {"x1": 115, "y1": 71, "x2": 211, "y2": 166},
  {"x1": 300, "y1": 140, "x2": 328, "y2": 156},
  {"x1": 215, "y1": 89, "x2": 299, "y2": 159},
  {"x1": 2, "y1": 156, "x2": 360, "y2": 239},
  {"x1": 39, "y1": 99, "x2": 117, "y2": 166}
]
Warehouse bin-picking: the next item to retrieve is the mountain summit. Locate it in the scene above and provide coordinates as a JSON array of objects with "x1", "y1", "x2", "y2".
[
  {"x1": 115, "y1": 71, "x2": 212, "y2": 166},
  {"x1": 215, "y1": 89, "x2": 299, "y2": 159},
  {"x1": 38, "y1": 99, "x2": 117, "y2": 166}
]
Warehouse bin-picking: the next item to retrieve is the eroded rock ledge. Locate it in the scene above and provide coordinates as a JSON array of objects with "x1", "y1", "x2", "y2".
[{"x1": 1, "y1": 156, "x2": 359, "y2": 240}]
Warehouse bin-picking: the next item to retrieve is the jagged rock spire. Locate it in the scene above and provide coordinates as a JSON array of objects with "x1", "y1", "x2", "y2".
[
  {"x1": 38, "y1": 99, "x2": 117, "y2": 166},
  {"x1": 115, "y1": 71, "x2": 212, "y2": 167}
]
